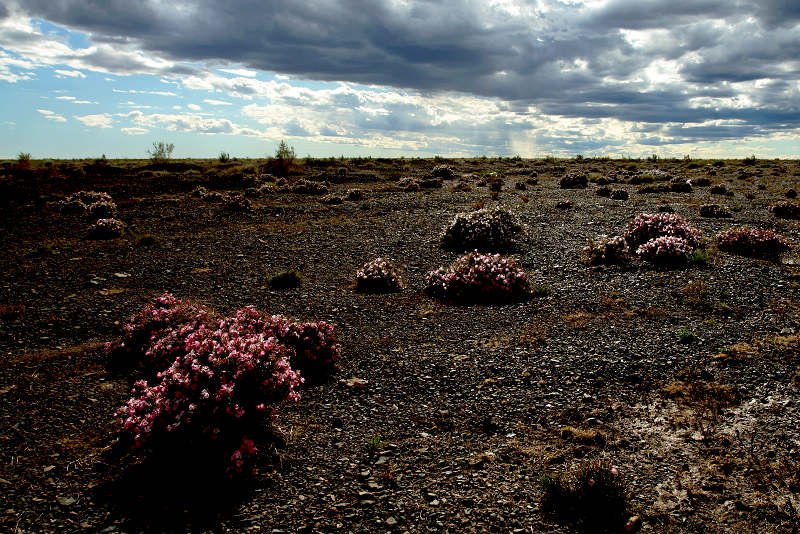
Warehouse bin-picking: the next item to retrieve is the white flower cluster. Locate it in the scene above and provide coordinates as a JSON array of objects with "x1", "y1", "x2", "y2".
[
  {"x1": 441, "y1": 206, "x2": 523, "y2": 250},
  {"x1": 355, "y1": 257, "x2": 404, "y2": 293}
]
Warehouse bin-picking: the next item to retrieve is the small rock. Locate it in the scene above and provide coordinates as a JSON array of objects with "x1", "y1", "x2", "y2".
[
  {"x1": 386, "y1": 516, "x2": 398, "y2": 526},
  {"x1": 57, "y1": 495, "x2": 76, "y2": 506},
  {"x1": 624, "y1": 515, "x2": 641, "y2": 532}
]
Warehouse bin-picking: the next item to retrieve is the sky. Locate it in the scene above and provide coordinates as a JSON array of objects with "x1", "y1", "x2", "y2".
[{"x1": 0, "y1": 0, "x2": 798, "y2": 159}]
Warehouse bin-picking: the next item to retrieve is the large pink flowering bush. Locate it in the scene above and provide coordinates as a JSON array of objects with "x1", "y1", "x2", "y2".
[
  {"x1": 635, "y1": 235, "x2": 694, "y2": 264},
  {"x1": 108, "y1": 294, "x2": 341, "y2": 476},
  {"x1": 106, "y1": 293, "x2": 211, "y2": 376},
  {"x1": 624, "y1": 213, "x2": 701, "y2": 250},
  {"x1": 441, "y1": 206, "x2": 523, "y2": 251},
  {"x1": 716, "y1": 227, "x2": 791, "y2": 258},
  {"x1": 624, "y1": 213, "x2": 701, "y2": 265},
  {"x1": 425, "y1": 251, "x2": 531, "y2": 303}
]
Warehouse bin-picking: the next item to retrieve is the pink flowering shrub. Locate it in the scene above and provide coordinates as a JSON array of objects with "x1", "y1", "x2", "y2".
[
  {"x1": 635, "y1": 235, "x2": 693, "y2": 264},
  {"x1": 117, "y1": 321, "x2": 302, "y2": 476},
  {"x1": 441, "y1": 206, "x2": 523, "y2": 251},
  {"x1": 716, "y1": 227, "x2": 791, "y2": 258},
  {"x1": 623, "y1": 213, "x2": 701, "y2": 251},
  {"x1": 106, "y1": 293, "x2": 211, "y2": 376},
  {"x1": 110, "y1": 295, "x2": 341, "y2": 477},
  {"x1": 425, "y1": 251, "x2": 531, "y2": 303},
  {"x1": 224, "y1": 306, "x2": 340, "y2": 382},
  {"x1": 88, "y1": 217, "x2": 124, "y2": 239},
  {"x1": 355, "y1": 257, "x2": 404, "y2": 293}
]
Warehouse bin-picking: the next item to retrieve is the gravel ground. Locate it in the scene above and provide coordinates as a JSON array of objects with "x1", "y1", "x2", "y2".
[{"x1": 1, "y1": 157, "x2": 799, "y2": 533}]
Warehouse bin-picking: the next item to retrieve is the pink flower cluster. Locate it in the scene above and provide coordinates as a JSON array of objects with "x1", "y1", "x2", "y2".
[
  {"x1": 87, "y1": 217, "x2": 124, "y2": 239},
  {"x1": 355, "y1": 257, "x2": 404, "y2": 293},
  {"x1": 624, "y1": 213, "x2": 701, "y2": 251},
  {"x1": 441, "y1": 206, "x2": 523, "y2": 250},
  {"x1": 623, "y1": 212, "x2": 701, "y2": 264},
  {"x1": 635, "y1": 235, "x2": 694, "y2": 264},
  {"x1": 110, "y1": 294, "x2": 341, "y2": 476},
  {"x1": 425, "y1": 251, "x2": 530, "y2": 303},
  {"x1": 716, "y1": 227, "x2": 791, "y2": 258}
]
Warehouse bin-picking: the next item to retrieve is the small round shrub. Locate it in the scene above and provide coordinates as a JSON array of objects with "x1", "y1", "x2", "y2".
[
  {"x1": 345, "y1": 188, "x2": 364, "y2": 201},
  {"x1": 425, "y1": 251, "x2": 530, "y2": 303},
  {"x1": 431, "y1": 164, "x2": 454, "y2": 179},
  {"x1": 355, "y1": 257, "x2": 404, "y2": 293},
  {"x1": 419, "y1": 176, "x2": 443, "y2": 189},
  {"x1": 699, "y1": 204, "x2": 732, "y2": 218},
  {"x1": 610, "y1": 189, "x2": 628, "y2": 201},
  {"x1": 769, "y1": 201, "x2": 800, "y2": 220},
  {"x1": 222, "y1": 193, "x2": 252, "y2": 212},
  {"x1": 88, "y1": 218, "x2": 124, "y2": 239},
  {"x1": 690, "y1": 176, "x2": 711, "y2": 187},
  {"x1": 623, "y1": 213, "x2": 701, "y2": 251},
  {"x1": 487, "y1": 174, "x2": 504, "y2": 192},
  {"x1": 716, "y1": 227, "x2": 791, "y2": 258},
  {"x1": 636, "y1": 235, "x2": 693, "y2": 265},
  {"x1": 269, "y1": 270, "x2": 301, "y2": 289},
  {"x1": 786, "y1": 189, "x2": 797, "y2": 199},
  {"x1": 583, "y1": 235, "x2": 626, "y2": 265},
  {"x1": 60, "y1": 191, "x2": 114, "y2": 215},
  {"x1": 398, "y1": 177, "x2": 420, "y2": 192},
  {"x1": 559, "y1": 171, "x2": 588, "y2": 189},
  {"x1": 74, "y1": 190, "x2": 112, "y2": 204},
  {"x1": 191, "y1": 185, "x2": 208, "y2": 197},
  {"x1": 710, "y1": 183, "x2": 728, "y2": 195},
  {"x1": 59, "y1": 197, "x2": 85, "y2": 214},
  {"x1": 451, "y1": 180, "x2": 472, "y2": 192},
  {"x1": 670, "y1": 178, "x2": 692, "y2": 193},
  {"x1": 540, "y1": 459, "x2": 627, "y2": 531},
  {"x1": 288, "y1": 179, "x2": 329, "y2": 195},
  {"x1": 440, "y1": 206, "x2": 523, "y2": 251},
  {"x1": 321, "y1": 194, "x2": 343, "y2": 205},
  {"x1": 595, "y1": 186, "x2": 612, "y2": 197}
]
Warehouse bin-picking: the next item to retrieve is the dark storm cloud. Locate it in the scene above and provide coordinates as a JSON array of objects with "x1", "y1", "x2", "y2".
[
  {"x1": 0, "y1": 3, "x2": 8, "y2": 19},
  {"x1": 10, "y1": 0, "x2": 800, "y2": 144}
]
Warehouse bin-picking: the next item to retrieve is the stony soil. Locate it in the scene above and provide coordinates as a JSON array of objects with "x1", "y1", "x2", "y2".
[{"x1": 1, "y1": 156, "x2": 799, "y2": 533}]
